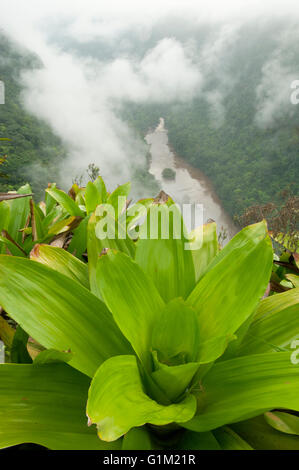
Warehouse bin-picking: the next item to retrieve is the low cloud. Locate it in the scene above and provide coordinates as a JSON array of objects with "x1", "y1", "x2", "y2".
[
  {"x1": 255, "y1": 25, "x2": 299, "y2": 128},
  {"x1": 19, "y1": 37, "x2": 202, "y2": 188}
]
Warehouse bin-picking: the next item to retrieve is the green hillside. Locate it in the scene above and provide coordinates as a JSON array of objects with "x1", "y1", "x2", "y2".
[{"x1": 0, "y1": 33, "x2": 66, "y2": 199}]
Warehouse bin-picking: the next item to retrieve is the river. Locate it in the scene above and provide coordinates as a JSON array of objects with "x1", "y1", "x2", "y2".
[{"x1": 145, "y1": 118, "x2": 236, "y2": 241}]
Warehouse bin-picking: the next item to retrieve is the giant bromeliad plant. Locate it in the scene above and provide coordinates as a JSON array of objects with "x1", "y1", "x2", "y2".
[{"x1": 0, "y1": 182, "x2": 298, "y2": 450}]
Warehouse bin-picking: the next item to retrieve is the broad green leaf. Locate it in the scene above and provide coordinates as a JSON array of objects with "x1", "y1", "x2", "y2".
[
  {"x1": 213, "y1": 427, "x2": 253, "y2": 450},
  {"x1": 7, "y1": 184, "x2": 31, "y2": 245},
  {"x1": 10, "y1": 326, "x2": 32, "y2": 364},
  {"x1": 135, "y1": 201, "x2": 195, "y2": 303},
  {"x1": 45, "y1": 183, "x2": 57, "y2": 214},
  {"x1": 86, "y1": 355, "x2": 197, "y2": 442},
  {"x1": 0, "y1": 233, "x2": 26, "y2": 257},
  {"x1": 0, "y1": 363, "x2": 121, "y2": 449},
  {"x1": 0, "y1": 256, "x2": 132, "y2": 377},
  {"x1": 122, "y1": 427, "x2": 152, "y2": 450},
  {"x1": 151, "y1": 298, "x2": 199, "y2": 364},
  {"x1": 46, "y1": 186, "x2": 84, "y2": 217},
  {"x1": 184, "y1": 353, "x2": 299, "y2": 433},
  {"x1": 96, "y1": 251, "x2": 164, "y2": 370},
  {"x1": 264, "y1": 411, "x2": 299, "y2": 436},
  {"x1": 68, "y1": 215, "x2": 89, "y2": 260},
  {"x1": 0, "y1": 201, "x2": 10, "y2": 254},
  {"x1": 85, "y1": 181, "x2": 101, "y2": 215},
  {"x1": 0, "y1": 316, "x2": 14, "y2": 348},
  {"x1": 231, "y1": 415, "x2": 299, "y2": 450},
  {"x1": 204, "y1": 221, "x2": 270, "y2": 274},
  {"x1": 125, "y1": 198, "x2": 153, "y2": 239},
  {"x1": 187, "y1": 221, "x2": 273, "y2": 360},
  {"x1": 196, "y1": 334, "x2": 236, "y2": 364},
  {"x1": 30, "y1": 244, "x2": 89, "y2": 289},
  {"x1": 87, "y1": 213, "x2": 135, "y2": 298},
  {"x1": 42, "y1": 206, "x2": 64, "y2": 232},
  {"x1": 106, "y1": 182, "x2": 131, "y2": 219},
  {"x1": 151, "y1": 351, "x2": 200, "y2": 402},
  {"x1": 286, "y1": 274, "x2": 299, "y2": 288},
  {"x1": 93, "y1": 176, "x2": 108, "y2": 203},
  {"x1": 30, "y1": 200, "x2": 45, "y2": 241},
  {"x1": 178, "y1": 430, "x2": 221, "y2": 450},
  {"x1": 190, "y1": 222, "x2": 219, "y2": 282},
  {"x1": 94, "y1": 204, "x2": 135, "y2": 256},
  {"x1": 33, "y1": 348, "x2": 73, "y2": 365},
  {"x1": 47, "y1": 215, "x2": 82, "y2": 236},
  {"x1": 87, "y1": 213, "x2": 103, "y2": 298},
  {"x1": 238, "y1": 288, "x2": 299, "y2": 355}
]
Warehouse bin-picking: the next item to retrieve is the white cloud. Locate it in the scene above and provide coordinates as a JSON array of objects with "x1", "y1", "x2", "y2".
[
  {"x1": 255, "y1": 25, "x2": 299, "y2": 128},
  {"x1": 19, "y1": 36, "x2": 201, "y2": 188},
  {"x1": 1, "y1": 0, "x2": 299, "y2": 186}
]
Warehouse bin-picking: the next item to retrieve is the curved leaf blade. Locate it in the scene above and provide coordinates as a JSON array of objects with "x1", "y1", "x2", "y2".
[
  {"x1": 187, "y1": 221, "x2": 273, "y2": 360},
  {"x1": 87, "y1": 355, "x2": 197, "y2": 442},
  {"x1": 96, "y1": 251, "x2": 165, "y2": 370},
  {"x1": 46, "y1": 187, "x2": 84, "y2": 217},
  {"x1": 264, "y1": 411, "x2": 299, "y2": 436},
  {"x1": 135, "y1": 201, "x2": 195, "y2": 303},
  {"x1": 0, "y1": 363, "x2": 120, "y2": 449},
  {"x1": 190, "y1": 222, "x2": 219, "y2": 282},
  {"x1": 231, "y1": 415, "x2": 299, "y2": 450},
  {"x1": 0, "y1": 256, "x2": 132, "y2": 377},
  {"x1": 184, "y1": 352, "x2": 299, "y2": 433},
  {"x1": 238, "y1": 288, "x2": 299, "y2": 356},
  {"x1": 30, "y1": 244, "x2": 89, "y2": 289}
]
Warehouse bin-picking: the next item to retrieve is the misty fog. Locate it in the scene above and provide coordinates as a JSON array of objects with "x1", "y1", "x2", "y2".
[{"x1": 0, "y1": 0, "x2": 298, "y2": 216}]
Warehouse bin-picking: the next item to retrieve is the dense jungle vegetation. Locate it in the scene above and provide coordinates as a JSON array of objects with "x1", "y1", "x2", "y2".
[
  {"x1": 119, "y1": 21, "x2": 299, "y2": 217},
  {"x1": 1, "y1": 21, "x2": 299, "y2": 219},
  {"x1": 0, "y1": 33, "x2": 66, "y2": 199}
]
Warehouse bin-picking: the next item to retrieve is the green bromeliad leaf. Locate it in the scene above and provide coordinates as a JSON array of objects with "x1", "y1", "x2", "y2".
[
  {"x1": 178, "y1": 430, "x2": 221, "y2": 450},
  {"x1": 7, "y1": 184, "x2": 32, "y2": 246},
  {"x1": 93, "y1": 176, "x2": 108, "y2": 203},
  {"x1": 33, "y1": 348, "x2": 73, "y2": 365},
  {"x1": 122, "y1": 427, "x2": 152, "y2": 450},
  {"x1": 30, "y1": 244, "x2": 89, "y2": 289},
  {"x1": 0, "y1": 201, "x2": 10, "y2": 254},
  {"x1": 204, "y1": 220, "x2": 270, "y2": 274},
  {"x1": 151, "y1": 298, "x2": 199, "y2": 364},
  {"x1": 238, "y1": 288, "x2": 299, "y2": 356},
  {"x1": 106, "y1": 182, "x2": 131, "y2": 219},
  {"x1": 87, "y1": 208, "x2": 135, "y2": 297},
  {"x1": 286, "y1": 274, "x2": 299, "y2": 288},
  {"x1": 212, "y1": 427, "x2": 253, "y2": 450},
  {"x1": 46, "y1": 186, "x2": 84, "y2": 217},
  {"x1": 85, "y1": 181, "x2": 102, "y2": 215},
  {"x1": 187, "y1": 221, "x2": 273, "y2": 361},
  {"x1": 264, "y1": 411, "x2": 299, "y2": 436},
  {"x1": 86, "y1": 355, "x2": 197, "y2": 442},
  {"x1": 189, "y1": 222, "x2": 219, "y2": 282},
  {"x1": 67, "y1": 215, "x2": 90, "y2": 260},
  {"x1": 10, "y1": 326, "x2": 32, "y2": 364},
  {"x1": 135, "y1": 200, "x2": 195, "y2": 303},
  {"x1": 96, "y1": 250, "x2": 165, "y2": 370},
  {"x1": 151, "y1": 351, "x2": 200, "y2": 402},
  {"x1": 0, "y1": 256, "x2": 132, "y2": 377},
  {"x1": 0, "y1": 363, "x2": 121, "y2": 449},
  {"x1": 184, "y1": 352, "x2": 299, "y2": 433},
  {"x1": 231, "y1": 415, "x2": 299, "y2": 450}
]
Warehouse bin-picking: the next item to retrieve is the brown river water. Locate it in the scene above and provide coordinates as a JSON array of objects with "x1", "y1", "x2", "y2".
[{"x1": 145, "y1": 118, "x2": 236, "y2": 241}]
